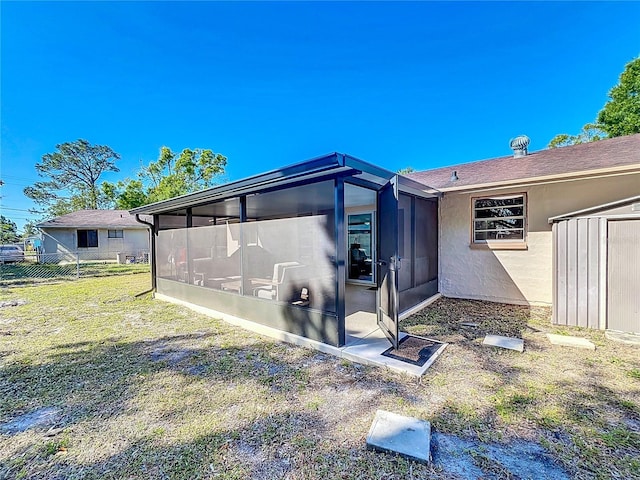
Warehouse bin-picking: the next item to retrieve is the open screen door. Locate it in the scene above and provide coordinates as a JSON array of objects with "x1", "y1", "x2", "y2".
[{"x1": 376, "y1": 176, "x2": 399, "y2": 349}]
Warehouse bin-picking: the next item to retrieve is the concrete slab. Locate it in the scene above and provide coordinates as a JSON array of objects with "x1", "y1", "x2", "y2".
[
  {"x1": 482, "y1": 335, "x2": 524, "y2": 352},
  {"x1": 366, "y1": 409, "x2": 431, "y2": 463},
  {"x1": 342, "y1": 332, "x2": 447, "y2": 376},
  {"x1": 605, "y1": 330, "x2": 640, "y2": 346},
  {"x1": 547, "y1": 333, "x2": 596, "y2": 350}
]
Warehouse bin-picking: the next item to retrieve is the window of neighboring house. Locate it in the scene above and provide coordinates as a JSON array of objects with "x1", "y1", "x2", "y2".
[
  {"x1": 77, "y1": 229, "x2": 99, "y2": 248},
  {"x1": 472, "y1": 194, "x2": 526, "y2": 243},
  {"x1": 108, "y1": 229, "x2": 124, "y2": 238}
]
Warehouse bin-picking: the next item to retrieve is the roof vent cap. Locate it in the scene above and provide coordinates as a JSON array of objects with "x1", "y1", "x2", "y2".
[
  {"x1": 509, "y1": 135, "x2": 530, "y2": 158},
  {"x1": 450, "y1": 170, "x2": 459, "y2": 182}
]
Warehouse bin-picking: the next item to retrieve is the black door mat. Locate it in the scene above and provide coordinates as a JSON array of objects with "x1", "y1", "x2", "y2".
[{"x1": 382, "y1": 335, "x2": 445, "y2": 367}]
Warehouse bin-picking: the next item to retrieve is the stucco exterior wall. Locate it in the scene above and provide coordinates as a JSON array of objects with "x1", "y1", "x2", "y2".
[
  {"x1": 41, "y1": 227, "x2": 149, "y2": 260},
  {"x1": 439, "y1": 172, "x2": 640, "y2": 305}
]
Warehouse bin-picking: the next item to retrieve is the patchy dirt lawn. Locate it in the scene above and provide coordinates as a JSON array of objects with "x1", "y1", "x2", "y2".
[{"x1": 1, "y1": 276, "x2": 639, "y2": 479}]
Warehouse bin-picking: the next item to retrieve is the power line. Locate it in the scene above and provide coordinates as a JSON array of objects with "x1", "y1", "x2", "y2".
[
  {"x1": 0, "y1": 207, "x2": 33, "y2": 212},
  {"x1": 1, "y1": 174, "x2": 38, "y2": 181},
  {"x1": 2, "y1": 215, "x2": 37, "y2": 221}
]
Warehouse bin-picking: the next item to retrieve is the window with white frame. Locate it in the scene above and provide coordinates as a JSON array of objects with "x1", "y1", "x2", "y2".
[
  {"x1": 473, "y1": 194, "x2": 526, "y2": 243},
  {"x1": 108, "y1": 229, "x2": 124, "y2": 238}
]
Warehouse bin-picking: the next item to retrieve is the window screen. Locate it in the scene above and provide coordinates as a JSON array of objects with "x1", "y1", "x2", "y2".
[{"x1": 473, "y1": 195, "x2": 526, "y2": 242}]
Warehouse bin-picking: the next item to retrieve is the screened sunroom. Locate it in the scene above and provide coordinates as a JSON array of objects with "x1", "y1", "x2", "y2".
[{"x1": 131, "y1": 153, "x2": 439, "y2": 349}]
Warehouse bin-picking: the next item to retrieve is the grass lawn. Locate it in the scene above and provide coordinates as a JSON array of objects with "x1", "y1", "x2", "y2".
[{"x1": 1, "y1": 275, "x2": 639, "y2": 479}]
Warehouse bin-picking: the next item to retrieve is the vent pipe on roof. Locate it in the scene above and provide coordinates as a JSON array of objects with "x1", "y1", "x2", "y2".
[
  {"x1": 450, "y1": 170, "x2": 459, "y2": 182},
  {"x1": 509, "y1": 135, "x2": 530, "y2": 158}
]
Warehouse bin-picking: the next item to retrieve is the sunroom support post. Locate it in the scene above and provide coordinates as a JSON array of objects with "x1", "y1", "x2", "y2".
[
  {"x1": 239, "y1": 196, "x2": 247, "y2": 296},
  {"x1": 410, "y1": 196, "x2": 416, "y2": 288},
  {"x1": 186, "y1": 208, "x2": 193, "y2": 285},
  {"x1": 335, "y1": 177, "x2": 346, "y2": 346}
]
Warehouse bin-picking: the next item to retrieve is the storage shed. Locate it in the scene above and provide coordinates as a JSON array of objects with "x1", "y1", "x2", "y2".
[{"x1": 550, "y1": 196, "x2": 640, "y2": 334}]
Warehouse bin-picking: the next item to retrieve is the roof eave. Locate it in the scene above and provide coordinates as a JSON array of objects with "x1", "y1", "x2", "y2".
[
  {"x1": 434, "y1": 164, "x2": 640, "y2": 193},
  {"x1": 37, "y1": 224, "x2": 147, "y2": 229}
]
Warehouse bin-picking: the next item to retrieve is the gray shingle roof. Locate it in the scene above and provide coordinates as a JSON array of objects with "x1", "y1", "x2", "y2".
[
  {"x1": 408, "y1": 133, "x2": 640, "y2": 191},
  {"x1": 37, "y1": 210, "x2": 150, "y2": 229}
]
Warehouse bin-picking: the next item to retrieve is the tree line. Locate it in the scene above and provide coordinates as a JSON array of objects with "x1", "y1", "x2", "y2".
[
  {"x1": 20, "y1": 141, "x2": 227, "y2": 226},
  {"x1": 548, "y1": 56, "x2": 640, "y2": 147}
]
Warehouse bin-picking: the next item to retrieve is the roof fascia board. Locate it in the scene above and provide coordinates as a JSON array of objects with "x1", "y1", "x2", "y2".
[
  {"x1": 398, "y1": 183, "x2": 440, "y2": 199},
  {"x1": 189, "y1": 166, "x2": 352, "y2": 204},
  {"x1": 397, "y1": 175, "x2": 441, "y2": 198},
  {"x1": 345, "y1": 176, "x2": 387, "y2": 191},
  {"x1": 343, "y1": 155, "x2": 441, "y2": 197},
  {"x1": 177, "y1": 166, "x2": 355, "y2": 213},
  {"x1": 548, "y1": 194, "x2": 640, "y2": 223},
  {"x1": 343, "y1": 155, "x2": 396, "y2": 182},
  {"x1": 215, "y1": 168, "x2": 357, "y2": 208},
  {"x1": 439, "y1": 165, "x2": 640, "y2": 194}
]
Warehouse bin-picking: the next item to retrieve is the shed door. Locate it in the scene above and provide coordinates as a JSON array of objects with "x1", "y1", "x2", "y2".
[
  {"x1": 607, "y1": 220, "x2": 640, "y2": 333},
  {"x1": 376, "y1": 177, "x2": 399, "y2": 349}
]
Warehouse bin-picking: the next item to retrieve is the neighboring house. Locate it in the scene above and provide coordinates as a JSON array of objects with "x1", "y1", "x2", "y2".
[
  {"x1": 130, "y1": 134, "x2": 640, "y2": 352},
  {"x1": 37, "y1": 210, "x2": 151, "y2": 262}
]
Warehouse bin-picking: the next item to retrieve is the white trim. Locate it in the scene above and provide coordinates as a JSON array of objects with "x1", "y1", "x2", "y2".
[
  {"x1": 399, "y1": 293, "x2": 442, "y2": 320},
  {"x1": 443, "y1": 292, "x2": 551, "y2": 307},
  {"x1": 548, "y1": 194, "x2": 640, "y2": 223}
]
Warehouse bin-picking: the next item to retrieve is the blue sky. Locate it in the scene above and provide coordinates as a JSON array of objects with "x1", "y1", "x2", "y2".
[{"x1": 2, "y1": 1, "x2": 639, "y2": 231}]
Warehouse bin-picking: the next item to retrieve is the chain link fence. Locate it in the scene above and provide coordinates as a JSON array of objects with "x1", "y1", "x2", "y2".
[{"x1": 0, "y1": 250, "x2": 150, "y2": 286}]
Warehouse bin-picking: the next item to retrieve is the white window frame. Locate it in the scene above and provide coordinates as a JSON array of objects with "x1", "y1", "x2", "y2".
[
  {"x1": 472, "y1": 194, "x2": 527, "y2": 246},
  {"x1": 108, "y1": 229, "x2": 124, "y2": 239}
]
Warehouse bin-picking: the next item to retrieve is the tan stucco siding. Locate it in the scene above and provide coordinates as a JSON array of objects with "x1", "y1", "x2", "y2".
[{"x1": 438, "y1": 172, "x2": 640, "y2": 305}]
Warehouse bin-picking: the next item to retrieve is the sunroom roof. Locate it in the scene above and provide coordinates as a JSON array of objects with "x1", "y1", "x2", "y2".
[{"x1": 130, "y1": 152, "x2": 438, "y2": 215}]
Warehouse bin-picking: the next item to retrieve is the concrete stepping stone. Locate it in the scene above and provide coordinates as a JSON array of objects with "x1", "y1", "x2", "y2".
[
  {"x1": 605, "y1": 330, "x2": 640, "y2": 346},
  {"x1": 482, "y1": 335, "x2": 524, "y2": 352},
  {"x1": 366, "y1": 409, "x2": 431, "y2": 463},
  {"x1": 547, "y1": 333, "x2": 595, "y2": 350}
]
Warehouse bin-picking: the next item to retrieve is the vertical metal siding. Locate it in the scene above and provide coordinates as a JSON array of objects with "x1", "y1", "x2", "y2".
[
  {"x1": 553, "y1": 218, "x2": 603, "y2": 328},
  {"x1": 554, "y1": 222, "x2": 567, "y2": 325},
  {"x1": 576, "y1": 219, "x2": 589, "y2": 326},
  {"x1": 566, "y1": 219, "x2": 578, "y2": 326},
  {"x1": 587, "y1": 218, "x2": 600, "y2": 329},
  {"x1": 607, "y1": 220, "x2": 640, "y2": 333}
]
